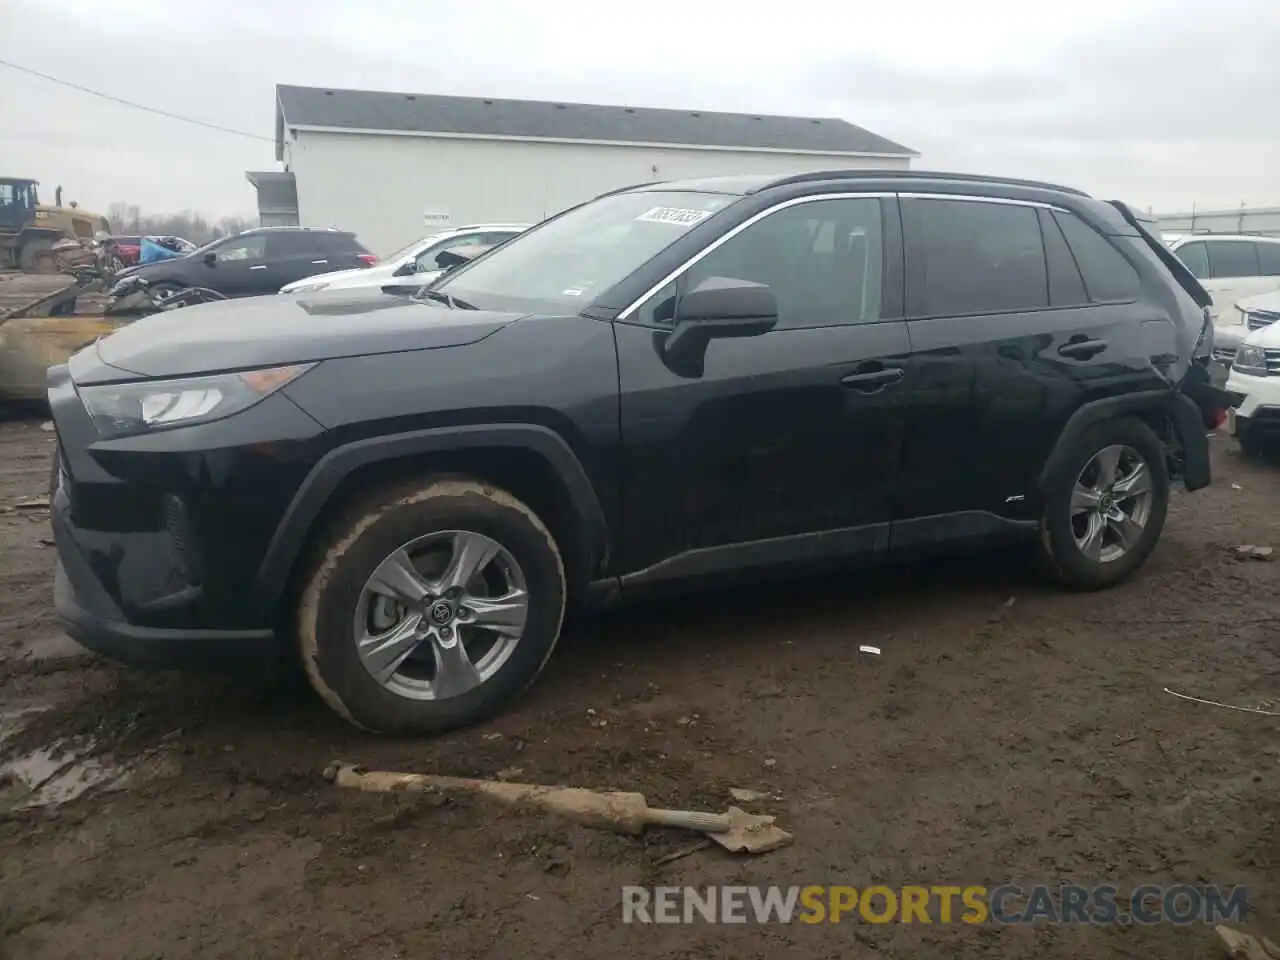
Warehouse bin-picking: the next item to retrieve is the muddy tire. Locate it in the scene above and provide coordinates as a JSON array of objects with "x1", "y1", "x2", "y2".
[
  {"x1": 20, "y1": 239, "x2": 56, "y2": 274},
  {"x1": 1036, "y1": 417, "x2": 1170, "y2": 591},
  {"x1": 298, "y1": 477, "x2": 566, "y2": 735}
]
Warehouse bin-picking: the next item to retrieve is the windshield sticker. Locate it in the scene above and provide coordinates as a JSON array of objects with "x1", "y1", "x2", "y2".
[{"x1": 635, "y1": 207, "x2": 714, "y2": 227}]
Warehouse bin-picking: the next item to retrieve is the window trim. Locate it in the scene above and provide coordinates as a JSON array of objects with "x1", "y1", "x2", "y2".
[{"x1": 616, "y1": 191, "x2": 895, "y2": 322}]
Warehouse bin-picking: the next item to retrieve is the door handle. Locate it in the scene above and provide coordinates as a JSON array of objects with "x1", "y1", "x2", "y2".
[
  {"x1": 1059, "y1": 337, "x2": 1108, "y2": 359},
  {"x1": 249, "y1": 265, "x2": 268, "y2": 271},
  {"x1": 311, "y1": 259, "x2": 328, "y2": 264},
  {"x1": 840, "y1": 365, "x2": 905, "y2": 392}
]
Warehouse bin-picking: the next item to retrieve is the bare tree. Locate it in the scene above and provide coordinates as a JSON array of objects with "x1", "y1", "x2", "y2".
[{"x1": 106, "y1": 204, "x2": 256, "y2": 244}]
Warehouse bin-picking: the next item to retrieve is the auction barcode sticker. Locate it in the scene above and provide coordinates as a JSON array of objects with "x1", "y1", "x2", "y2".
[{"x1": 635, "y1": 207, "x2": 713, "y2": 226}]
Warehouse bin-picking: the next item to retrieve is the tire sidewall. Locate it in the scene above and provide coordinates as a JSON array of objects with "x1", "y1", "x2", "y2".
[
  {"x1": 301, "y1": 481, "x2": 565, "y2": 735},
  {"x1": 1040, "y1": 417, "x2": 1170, "y2": 589}
]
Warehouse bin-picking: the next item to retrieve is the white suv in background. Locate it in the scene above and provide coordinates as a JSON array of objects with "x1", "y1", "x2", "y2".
[
  {"x1": 1225, "y1": 312, "x2": 1280, "y2": 456},
  {"x1": 1166, "y1": 234, "x2": 1280, "y2": 363},
  {"x1": 279, "y1": 223, "x2": 530, "y2": 294}
]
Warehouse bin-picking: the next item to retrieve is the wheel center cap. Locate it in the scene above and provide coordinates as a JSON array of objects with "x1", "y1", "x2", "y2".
[{"x1": 427, "y1": 599, "x2": 455, "y2": 627}]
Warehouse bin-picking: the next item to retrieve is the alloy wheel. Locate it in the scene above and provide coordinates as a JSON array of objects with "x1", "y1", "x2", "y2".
[
  {"x1": 353, "y1": 530, "x2": 529, "y2": 700},
  {"x1": 1070, "y1": 444, "x2": 1154, "y2": 563}
]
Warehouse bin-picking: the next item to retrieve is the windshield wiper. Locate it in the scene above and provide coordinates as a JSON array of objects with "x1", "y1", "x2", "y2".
[{"x1": 417, "y1": 288, "x2": 478, "y2": 310}]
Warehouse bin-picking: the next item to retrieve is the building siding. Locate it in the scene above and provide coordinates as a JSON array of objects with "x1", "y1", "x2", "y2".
[{"x1": 287, "y1": 130, "x2": 911, "y2": 256}]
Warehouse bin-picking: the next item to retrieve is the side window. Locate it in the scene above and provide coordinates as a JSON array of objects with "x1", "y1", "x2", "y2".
[
  {"x1": 482, "y1": 231, "x2": 521, "y2": 246},
  {"x1": 1053, "y1": 211, "x2": 1140, "y2": 302},
  {"x1": 265, "y1": 232, "x2": 312, "y2": 258},
  {"x1": 215, "y1": 235, "x2": 266, "y2": 261},
  {"x1": 677, "y1": 197, "x2": 884, "y2": 328},
  {"x1": 907, "y1": 198, "x2": 1047, "y2": 315},
  {"x1": 1038, "y1": 210, "x2": 1089, "y2": 307},
  {"x1": 1258, "y1": 243, "x2": 1280, "y2": 277},
  {"x1": 1206, "y1": 241, "x2": 1260, "y2": 279},
  {"x1": 309, "y1": 233, "x2": 353, "y2": 253},
  {"x1": 1177, "y1": 242, "x2": 1209, "y2": 279},
  {"x1": 416, "y1": 234, "x2": 484, "y2": 272}
]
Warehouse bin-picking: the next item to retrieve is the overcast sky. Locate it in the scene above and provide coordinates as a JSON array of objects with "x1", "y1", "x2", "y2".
[{"x1": 3, "y1": 0, "x2": 1277, "y2": 220}]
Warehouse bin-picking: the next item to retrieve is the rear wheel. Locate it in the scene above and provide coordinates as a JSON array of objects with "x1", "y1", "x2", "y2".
[
  {"x1": 19, "y1": 239, "x2": 56, "y2": 273},
  {"x1": 298, "y1": 477, "x2": 567, "y2": 735},
  {"x1": 1036, "y1": 417, "x2": 1169, "y2": 590}
]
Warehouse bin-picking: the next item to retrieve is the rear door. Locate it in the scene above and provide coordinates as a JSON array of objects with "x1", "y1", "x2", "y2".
[
  {"x1": 264, "y1": 231, "x2": 332, "y2": 291},
  {"x1": 894, "y1": 196, "x2": 1167, "y2": 542}
]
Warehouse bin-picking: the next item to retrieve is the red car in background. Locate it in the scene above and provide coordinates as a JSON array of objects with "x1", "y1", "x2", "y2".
[{"x1": 100, "y1": 236, "x2": 142, "y2": 271}]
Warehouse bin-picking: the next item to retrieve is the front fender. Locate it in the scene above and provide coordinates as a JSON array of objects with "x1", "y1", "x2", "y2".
[{"x1": 254, "y1": 423, "x2": 610, "y2": 612}]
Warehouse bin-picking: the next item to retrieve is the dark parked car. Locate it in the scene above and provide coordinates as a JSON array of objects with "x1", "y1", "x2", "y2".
[
  {"x1": 48, "y1": 170, "x2": 1235, "y2": 736},
  {"x1": 111, "y1": 226, "x2": 376, "y2": 299}
]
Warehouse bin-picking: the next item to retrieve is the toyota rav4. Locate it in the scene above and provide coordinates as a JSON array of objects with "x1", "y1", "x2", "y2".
[{"x1": 48, "y1": 170, "x2": 1235, "y2": 735}]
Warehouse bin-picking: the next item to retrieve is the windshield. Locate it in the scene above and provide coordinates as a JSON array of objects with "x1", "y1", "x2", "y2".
[
  {"x1": 386, "y1": 233, "x2": 446, "y2": 263},
  {"x1": 433, "y1": 191, "x2": 739, "y2": 312}
]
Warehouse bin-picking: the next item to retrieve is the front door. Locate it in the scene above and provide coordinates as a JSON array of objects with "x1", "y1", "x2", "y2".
[
  {"x1": 893, "y1": 195, "x2": 1168, "y2": 545},
  {"x1": 615, "y1": 195, "x2": 911, "y2": 586},
  {"x1": 201, "y1": 233, "x2": 269, "y2": 297}
]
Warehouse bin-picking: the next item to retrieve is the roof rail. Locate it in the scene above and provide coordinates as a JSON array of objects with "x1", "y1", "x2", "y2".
[
  {"x1": 760, "y1": 169, "x2": 1091, "y2": 197},
  {"x1": 592, "y1": 180, "x2": 663, "y2": 200}
]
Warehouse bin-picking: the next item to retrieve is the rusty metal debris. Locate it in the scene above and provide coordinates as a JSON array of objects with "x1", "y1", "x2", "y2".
[{"x1": 324, "y1": 762, "x2": 793, "y2": 854}]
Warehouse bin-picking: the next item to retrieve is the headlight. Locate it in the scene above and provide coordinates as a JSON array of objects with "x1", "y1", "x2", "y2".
[
  {"x1": 78, "y1": 364, "x2": 314, "y2": 439},
  {"x1": 284, "y1": 281, "x2": 328, "y2": 294},
  {"x1": 1232, "y1": 344, "x2": 1270, "y2": 377}
]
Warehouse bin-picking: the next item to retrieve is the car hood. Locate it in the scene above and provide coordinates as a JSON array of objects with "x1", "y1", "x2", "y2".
[
  {"x1": 1245, "y1": 318, "x2": 1280, "y2": 348},
  {"x1": 1236, "y1": 288, "x2": 1280, "y2": 315},
  {"x1": 283, "y1": 262, "x2": 402, "y2": 291},
  {"x1": 78, "y1": 289, "x2": 519, "y2": 383}
]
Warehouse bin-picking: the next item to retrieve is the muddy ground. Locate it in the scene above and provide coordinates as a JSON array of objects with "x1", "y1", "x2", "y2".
[{"x1": 0, "y1": 414, "x2": 1275, "y2": 959}]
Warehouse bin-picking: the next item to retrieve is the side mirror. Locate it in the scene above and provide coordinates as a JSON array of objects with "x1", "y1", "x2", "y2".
[
  {"x1": 661, "y1": 277, "x2": 778, "y2": 374},
  {"x1": 393, "y1": 261, "x2": 416, "y2": 278},
  {"x1": 203, "y1": 252, "x2": 217, "y2": 265}
]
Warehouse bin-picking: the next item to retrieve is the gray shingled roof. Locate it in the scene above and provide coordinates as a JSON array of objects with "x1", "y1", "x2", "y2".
[{"x1": 274, "y1": 84, "x2": 915, "y2": 160}]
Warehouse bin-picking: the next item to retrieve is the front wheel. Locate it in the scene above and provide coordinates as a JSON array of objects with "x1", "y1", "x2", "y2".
[
  {"x1": 298, "y1": 477, "x2": 567, "y2": 735},
  {"x1": 1036, "y1": 417, "x2": 1170, "y2": 591}
]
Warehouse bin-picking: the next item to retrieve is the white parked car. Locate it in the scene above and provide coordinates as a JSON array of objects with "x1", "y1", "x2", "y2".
[
  {"x1": 1166, "y1": 234, "x2": 1280, "y2": 324},
  {"x1": 278, "y1": 223, "x2": 529, "y2": 294},
  {"x1": 1212, "y1": 288, "x2": 1280, "y2": 366},
  {"x1": 1225, "y1": 311, "x2": 1280, "y2": 456}
]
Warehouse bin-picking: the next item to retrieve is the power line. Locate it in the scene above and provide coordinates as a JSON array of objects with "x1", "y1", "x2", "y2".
[{"x1": 0, "y1": 58, "x2": 274, "y2": 142}]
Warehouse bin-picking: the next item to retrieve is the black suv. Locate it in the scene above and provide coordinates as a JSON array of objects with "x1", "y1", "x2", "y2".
[
  {"x1": 111, "y1": 226, "x2": 375, "y2": 299},
  {"x1": 48, "y1": 171, "x2": 1233, "y2": 735}
]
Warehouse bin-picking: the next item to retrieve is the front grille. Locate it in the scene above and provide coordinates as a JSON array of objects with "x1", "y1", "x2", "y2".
[
  {"x1": 1213, "y1": 347, "x2": 1236, "y2": 363},
  {"x1": 1245, "y1": 309, "x2": 1280, "y2": 332},
  {"x1": 1266, "y1": 348, "x2": 1280, "y2": 376}
]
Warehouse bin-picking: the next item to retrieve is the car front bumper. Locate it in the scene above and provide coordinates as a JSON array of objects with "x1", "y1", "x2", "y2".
[
  {"x1": 1224, "y1": 367, "x2": 1280, "y2": 443},
  {"x1": 47, "y1": 362, "x2": 325, "y2": 669}
]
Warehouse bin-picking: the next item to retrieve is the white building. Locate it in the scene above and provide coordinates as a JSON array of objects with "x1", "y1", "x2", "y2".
[{"x1": 248, "y1": 84, "x2": 916, "y2": 257}]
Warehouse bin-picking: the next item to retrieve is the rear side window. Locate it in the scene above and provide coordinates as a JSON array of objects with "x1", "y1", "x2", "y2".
[
  {"x1": 1257, "y1": 243, "x2": 1280, "y2": 277},
  {"x1": 1206, "y1": 240, "x2": 1260, "y2": 279},
  {"x1": 1053, "y1": 211, "x2": 1140, "y2": 302},
  {"x1": 1177, "y1": 242, "x2": 1209, "y2": 279},
  {"x1": 313, "y1": 232, "x2": 366, "y2": 253},
  {"x1": 905, "y1": 198, "x2": 1047, "y2": 316}
]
